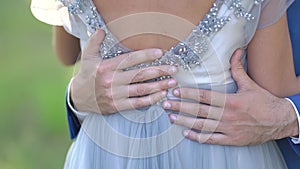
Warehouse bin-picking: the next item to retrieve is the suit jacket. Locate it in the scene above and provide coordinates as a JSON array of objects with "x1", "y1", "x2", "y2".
[{"x1": 276, "y1": 1, "x2": 300, "y2": 168}]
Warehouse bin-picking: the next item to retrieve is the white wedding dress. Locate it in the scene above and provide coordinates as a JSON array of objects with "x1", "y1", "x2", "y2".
[{"x1": 31, "y1": 0, "x2": 294, "y2": 168}]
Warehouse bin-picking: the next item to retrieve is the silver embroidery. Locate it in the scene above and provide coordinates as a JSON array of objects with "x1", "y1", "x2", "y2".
[
  {"x1": 198, "y1": 3, "x2": 231, "y2": 36},
  {"x1": 226, "y1": 0, "x2": 264, "y2": 20},
  {"x1": 59, "y1": 0, "x2": 263, "y2": 71}
]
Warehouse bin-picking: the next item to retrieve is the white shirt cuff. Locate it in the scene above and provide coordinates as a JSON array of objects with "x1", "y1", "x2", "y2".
[
  {"x1": 285, "y1": 98, "x2": 300, "y2": 144},
  {"x1": 67, "y1": 78, "x2": 89, "y2": 123}
]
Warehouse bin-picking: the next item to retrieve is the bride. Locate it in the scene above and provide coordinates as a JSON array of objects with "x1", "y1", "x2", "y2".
[{"x1": 31, "y1": 0, "x2": 299, "y2": 168}]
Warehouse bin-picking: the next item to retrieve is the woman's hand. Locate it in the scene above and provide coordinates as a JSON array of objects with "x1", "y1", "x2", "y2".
[{"x1": 71, "y1": 29, "x2": 178, "y2": 115}]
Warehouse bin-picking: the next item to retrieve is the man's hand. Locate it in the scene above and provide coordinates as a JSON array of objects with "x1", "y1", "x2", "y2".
[{"x1": 163, "y1": 50, "x2": 299, "y2": 146}]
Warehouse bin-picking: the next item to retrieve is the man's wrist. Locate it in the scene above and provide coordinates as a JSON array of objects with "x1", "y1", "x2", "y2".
[
  {"x1": 67, "y1": 78, "x2": 89, "y2": 122},
  {"x1": 71, "y1": 74, "x2": 101, "y2": 114}
]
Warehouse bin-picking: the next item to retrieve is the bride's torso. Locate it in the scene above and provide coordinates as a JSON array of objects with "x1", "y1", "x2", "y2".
[
  {"x1": 59, "y1": 0, "x2": 262, "y2": 93},
  {"x1": 59, "y1": 0, "x2": 269, "y2": 157},
  {"x1": 93, "y1": 0, "x2": 215, "y2": 51}
]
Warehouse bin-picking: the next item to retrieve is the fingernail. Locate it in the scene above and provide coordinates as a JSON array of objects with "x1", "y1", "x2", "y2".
[
  {"x1": 95, "y1": 28, "x2": 105, "y2": 34},
  {"x1": 154, "y1": 49, "x2": 163, "y2": 58},
  {"x1": 161, "y1": 91, "x2": 167, "y2": 97},
  {"x1": 169, "y1": 66, "x2": 178, "y2": 74},
  {"x1": 168, "y1": 79, "x2": 177, "y2": 87},
  {"x1": 183, "y1": 130, "x2": 189, "y2": 137},
  {"x1": 169, "y1": 114, "x2": 177, "y2": 121},
  {"x1": 163, "y1": 101, "x2": 171, "y2": 109},
  {"x1": 173, "y1": 89, "x2": 180, "y2": 96}
]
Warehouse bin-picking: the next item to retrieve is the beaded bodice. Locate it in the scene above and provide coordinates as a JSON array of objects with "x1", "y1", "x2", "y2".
[
  {"x1": 59, "y1": 0, "x2": 264, "y2": 91},
  {"x1": 60, "y1": 0, "x2": 263, "y2": 69}
]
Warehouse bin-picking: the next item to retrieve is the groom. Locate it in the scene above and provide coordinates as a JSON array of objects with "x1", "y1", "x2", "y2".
[
  {"x1": 276, "y1": 1, "x2": 300, "y2": 168},
  {"x1": 163, "y1": 1, "x2": 300, "y2": 168}
]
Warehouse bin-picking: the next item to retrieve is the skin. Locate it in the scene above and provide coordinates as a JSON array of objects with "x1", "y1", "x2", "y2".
[
  {"x1": 71, "y1": 29, "x2": 178, "y2": 114},
  {"x1": 53, "y1": 26, "x2": 80, "y2": 65},
  {"x1": 163, "y1": 49, "x2": 300, "y2": 146},
  {"x1": 54, "y1": 0, "x2": 300, "y2": 145}
]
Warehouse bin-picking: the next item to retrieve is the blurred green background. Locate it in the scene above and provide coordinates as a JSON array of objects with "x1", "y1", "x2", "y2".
[{"x1": 0, "y1": 0, "x2": 73, "y2": 168}]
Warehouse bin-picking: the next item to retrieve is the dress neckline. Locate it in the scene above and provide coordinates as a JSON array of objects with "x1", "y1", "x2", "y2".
[
  {"x1": 63, "y1": 0, "x2": 260, "y2": 70},
  {"x1": 89, "y1": 0, "x2": 220, "y2": 53}
]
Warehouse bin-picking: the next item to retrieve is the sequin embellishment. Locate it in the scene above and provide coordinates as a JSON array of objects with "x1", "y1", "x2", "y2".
[{"x1": 59, "y1": 0, "x2": 263, "y2": 70}]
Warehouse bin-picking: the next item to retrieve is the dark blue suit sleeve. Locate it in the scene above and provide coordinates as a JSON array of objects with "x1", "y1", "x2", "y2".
[
  {"x1": 287, "y1": 0, "x2": 300, "y2": 77},
  {"x1": 287, "y1": 94, "x2": 300, "y2": 156},
  {"x1": 277, "y1": 94, "x2": 300, "y2": 168},
  {"x1": 65, "y1": 87, "x2": 81, "y2": 139}
]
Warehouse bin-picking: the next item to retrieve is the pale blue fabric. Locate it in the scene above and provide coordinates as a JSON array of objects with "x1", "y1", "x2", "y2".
[
  {"x1": 30, "y1": 0, "x2": 299, "y2": 168},
  {"x1": 62, "y1": 0, "x2": 291, "y2": 168}
]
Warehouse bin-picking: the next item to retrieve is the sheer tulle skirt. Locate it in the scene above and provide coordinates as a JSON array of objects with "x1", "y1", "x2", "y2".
[{"x1": 64, "y1": 105, "x2": 287, "y2": 169}]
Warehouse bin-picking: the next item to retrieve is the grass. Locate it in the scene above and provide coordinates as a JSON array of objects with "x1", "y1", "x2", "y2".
[{"x1": 0, "y1": 0, "x2": 74, "y2": 168}]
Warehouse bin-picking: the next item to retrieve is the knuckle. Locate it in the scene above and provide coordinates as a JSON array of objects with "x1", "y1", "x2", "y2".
[
  {"x1": 199, "y1": 90, "x2": 209, "y2": 103},
  {"x1": 148, "y1": 83, "x2": 162, "y2": 93},
  {"x1": 160, "y1": 79, "x2": 170, "y2": 87},
  {"x1": 124, "y1": 52, "x2": 135, "y2": 63},
  {"x1": 196, "y1": 134, "x2": 203, "y2": 143},
  {"x1": 173, "y1": 101, "x2": 181, "y2": 110},
  {"x1": 155, "y1": 68, "x2": 167, "y2": 76},
  {"x1": 101, "y1": 78, "x2": 112, "y2": 88},
  {"x1": 149, "y1": 94, "x2": 159, "y2": 104},
  {"x1": 194, "y1": 120, "x2": 203, "y2": 130},
  {"x1": 136, "y1": 85, "x2": 149, "y2": 96},
  {"x1": 133, "y1": 70, "x2": 146, "y2": 82},
  {"x1": 133, "y1": 98, "x2": 146, "y2": 108},
  {"x1": 96, "y1": 65, "x2": 107, "y2": 75},
  {"x1": 104, "y1": 91, "x2": 113, "y2": 100},
  {"x1": 149, "y1": 68, "x2": 167, "y2": 79},
  {"x1": 97, "y1": 74, "x2": 113, "y2": 88},
  {"x1": 98, "y1": 99, "x2": 118, "y2": 114},
  {"x1": 205, "y1": 136, "x2": 216, "y2": 144},
  {"x1": 196, "y1": 110, "x2": 202, "y2": 117},
  {"x1": 150, "y1": 91, "x2": 166, "y2": 104},
  {"x1": 196, "y1": 106, "x2": 205, "y2": 117},
  {"x1": 117, "y1": 53, "x2": 133, "y2": 68}
]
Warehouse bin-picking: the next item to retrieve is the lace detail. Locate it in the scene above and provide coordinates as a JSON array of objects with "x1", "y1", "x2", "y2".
[{"x1": 59, "y1": 0, "x2": 263, "y2": 70}]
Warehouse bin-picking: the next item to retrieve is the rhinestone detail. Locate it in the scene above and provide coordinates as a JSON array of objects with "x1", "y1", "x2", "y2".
[{"x1": 59, "y1": 0, "x2": 264, "y2": 71}]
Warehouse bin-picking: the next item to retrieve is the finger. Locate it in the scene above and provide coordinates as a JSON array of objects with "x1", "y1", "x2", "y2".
[
  {"x1": 78, "y1": 29, "x2": 105, "y2": 74},
  {"x1": 183, "y1": 130, "x2": 230, "y2": 145},
  {"x1": 169, "y1": 114, "x2": 222, "y2": 133},
  {"x1": 115, "y1": 91, "x2": 167, "y2": 111},
  {"x1": 105, "y1": 48, "x2": 163, "y2": 70},
  {"x1": 128, "y1": 78, "x2": 177, "y2": 97},
  {"x1": 172, "y1": 88, "x2": 226, "y2": 107},
  {"x1": 230, "y1": 49, "x2": 256, "y2": 92},
  {"x1": 162, "y1": 100, "x2": 223, "y2": 120},
  {"x1": 113, "y1": 65, "x2": 177, "y2": 85},
  {"x1": 82, "y1": 29, "x2": 106, "y2": 60}
]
